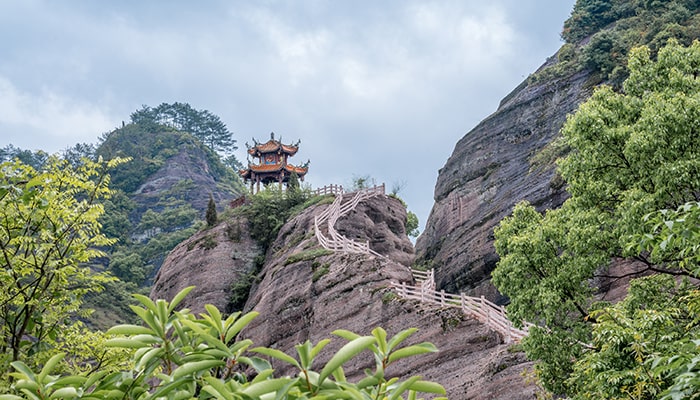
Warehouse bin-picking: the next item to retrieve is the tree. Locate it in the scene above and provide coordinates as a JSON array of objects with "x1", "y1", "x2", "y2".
[
  {"x1": 406, "y1": 211, "x2": 420, "y2": 238},
  {"x1": 206, "y1": 194, "x2": 218, "y2": 227},
  {"x1": 0, "y1": 156, "x2": 126, "y2": 370},
  {"x1": 60, "y1": 142, "x2": 96, "y2": 167},
  {"x1": 0, "y1": 145, "x2": 48, "y2": 170},
  {"x1": 130, "y1": 102, "x2": 237, "y2": 155},
  {"x1": 492, "y1": 40, "x2": 700, "y2": 396}
]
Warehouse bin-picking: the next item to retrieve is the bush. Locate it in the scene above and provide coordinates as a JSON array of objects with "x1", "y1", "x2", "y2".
[
  {"x1": 285, "y1": 248, "x2": 334, "y2": 265},
  {"x1": 4, "y1": 287, "x2": 447, "y2": 399}
]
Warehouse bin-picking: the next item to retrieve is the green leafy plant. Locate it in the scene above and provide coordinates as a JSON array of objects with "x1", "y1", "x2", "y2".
[
  {"x1": 492, "y1": 40, "x2": 700, "y2": 397},
  {"x1": 2, "y1": 287, "x2": 446, "y2": 399},
  {"x1": 0, "y1": 156, "x2": 127, "y2": 369},
  {"x1": 285, "y1": 248, "x2": 334, "y2": 265}
]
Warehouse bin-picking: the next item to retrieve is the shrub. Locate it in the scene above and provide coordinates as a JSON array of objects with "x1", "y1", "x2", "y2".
[
  {"x1": 4, "y1": 287, "x2": 447, "y2": 399},
  {"x1": 285, "y1": 248, "x2": 334, "y2": 265}
]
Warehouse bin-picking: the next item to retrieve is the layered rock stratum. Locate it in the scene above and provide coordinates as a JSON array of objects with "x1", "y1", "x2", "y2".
[
  {"x1": 153, "y1": 193, "x2": 537, "y2": 399},
  {"x1": 415, "y1": 61, "x2": 595, "y2": 302}
]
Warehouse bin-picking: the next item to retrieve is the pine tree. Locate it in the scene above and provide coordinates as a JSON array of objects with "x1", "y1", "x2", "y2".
[{"x1": 206, "y1": 195, "x2": 217, "y2": 227}]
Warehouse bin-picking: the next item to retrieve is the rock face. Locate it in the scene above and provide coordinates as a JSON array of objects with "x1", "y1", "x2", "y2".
[
  {"x1": 150, "y1": 216, "x2": 259, "y2": 313},
  {"x1": 239, "y1": 193, "x2": 536, "y2": 399},
  {"x1": 132, "y1": 146, "x2": 239, "y2": 217},
  {"x1": 415, "y1": 58, "x2": 595, "y2": 302}
]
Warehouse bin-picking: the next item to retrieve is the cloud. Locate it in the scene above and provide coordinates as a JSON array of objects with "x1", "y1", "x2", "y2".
[
  {"x1": 0, "y1": 0, "x2": 575, "y2": 229},
  {"x1": 0, "y1": 77, "x2": 116, "y2": 150}
]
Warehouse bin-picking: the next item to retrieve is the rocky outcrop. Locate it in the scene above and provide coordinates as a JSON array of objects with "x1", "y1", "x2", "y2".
[
  {"x1": 132, "y1": 146, "x2": 239, "y2": 217},
  {"x1": 239, "y1": 194, "x2": 536, "y2": 399},
  {"x1": 152, "y1": 192, "x2": 538, "y2": 397},
  {"x1": 150, "y1": 216, "x2": 260, "y2": 313},
  {"x1": 415, "y1": 58, "x2": 595, "y2": 302}
]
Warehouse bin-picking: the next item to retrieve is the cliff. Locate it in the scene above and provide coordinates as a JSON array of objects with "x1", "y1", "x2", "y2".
[
  {"x1": 153, "y1": 193, "x2": 537, "y2": 399},
  {"x1": 415, "y1": 58, "x2": 595, "y2": 302},
  {"x1": 150, "y1": 217, "x2": 259, "y2": 313}
]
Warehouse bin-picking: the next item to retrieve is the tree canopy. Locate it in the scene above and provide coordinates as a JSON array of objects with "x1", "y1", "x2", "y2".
[
  {"x1": 0, "y1": 156, "x2": 126, "y2": 370},
  {"x1": 130, "y1": 102, "x2": 236, "y2": 155},
  {"x1": 492, "y1": 40, "x2": 700, "y2": 397}
]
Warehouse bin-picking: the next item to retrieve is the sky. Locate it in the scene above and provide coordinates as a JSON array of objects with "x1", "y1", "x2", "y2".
[{"x1": 0, "y1": 0, "x2": 575, "y2": 232}]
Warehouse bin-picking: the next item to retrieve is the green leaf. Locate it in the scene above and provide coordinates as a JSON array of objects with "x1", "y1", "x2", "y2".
[
  {"x1": 135, "y1": 347, "x2": 165, "y2": 371},
  {"x1": 172, "y1": 360, "x2": 225, "y2": 379},
  {"x1": 311, "y1": 339, "x2": 331, "y2": 359},
  {"x1": 53, "y1": 375, "x2": 87, "y2": 387},
  {"x1": 38, "y1": 352, "x2": 65, "y2": 383},
  {"x1": 168, "y1": 286, "x2": 195, "y2": 313},
  {"x1": 179, "y1": 318, "x2": 229, "y2": 353},
  {"x1": 129, "y1": 305, "x2": 164, "y2": 337},
  {"x1": 251, "y1": 347, "x2": 300, "y2": 369},
  {"x1": 10, "y1": 360, "x2": 36, "y2": 381},
  {"x1": 241, "y1": 378, "x2": 291, "y2": 398},
  {"x1": 356, "y1": 375, "x2": 380, "y2": 389},
  {"x1": 318, "y1": 336, "x2": 376, "y2": 385},
  {"x1": 372, "y1": 327, "x2": 388, "y2": 354},
  {"x1": 202, "y1": 376, "x2": 235, "y2": 400},
  {"x1": 104, "y1": 338, "x2": 149, "y2": 349},
  {"x1": 332, "y1": 329, "x2": 361, "y2": 341},
  {"x1": 387, "y1": 343, "x2": 438, "y2": 364},
  {"x1": 245, "y1": 356, "x2": 272, "y2": 373},
  {"x1": 387, "y1": 376, "x2": 421, "y2": 400},
  {"x1": 106, "y1": 324, "x2": 154, "y2": 336},
  {"x1": 48, "y1": 387, "x2": 79, "y2": 399},
  {"x1": 225, "y1": 311, "x2": 259, "y2": 343},
  {"x1": 132, "y1": 293, "x2": 159, "y2": 315},
  {"x1": 407, "y1": 380, "x2": 446, "y2": 394},
  {"x1": 387, "y1": 328, "x2": 418, "y2": 351}
]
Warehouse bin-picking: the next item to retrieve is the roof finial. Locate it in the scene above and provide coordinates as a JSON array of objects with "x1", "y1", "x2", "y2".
[{"x1": 271, "y1": 132, "x2": 275, "y2": 140}]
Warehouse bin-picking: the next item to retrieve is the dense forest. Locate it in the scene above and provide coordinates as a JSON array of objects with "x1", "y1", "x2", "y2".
[{"x1": 0, "y1": 103, "x2": 244, "y2": 327}]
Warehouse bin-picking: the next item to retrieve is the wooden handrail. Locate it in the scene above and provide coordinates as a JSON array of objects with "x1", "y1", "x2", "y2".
[
  {"x1": 391, "y1": 269, "x2": 530, "y2": 343},
  {"x1": 311, "y1": 184, "x2": 528, "y2": 342},
  {"x1": 314, "y1": 184, "x2": 385, "y2": 255}
]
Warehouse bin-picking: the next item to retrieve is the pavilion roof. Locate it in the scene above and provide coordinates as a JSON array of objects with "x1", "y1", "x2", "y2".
[
  {"x1": 248, "y1": 139, "x2": 299, "y2": 156},
  {"x1": 239, "y1": 163, "x2": 308, "y2": 179}
]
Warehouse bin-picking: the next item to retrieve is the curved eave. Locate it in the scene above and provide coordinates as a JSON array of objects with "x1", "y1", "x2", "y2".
[
  {"x1": 284, "y1": 165, "x2": 308, "y2": 176},
  {"x1": 247, "y1": 140, "x2": 299, "y2": 156}
]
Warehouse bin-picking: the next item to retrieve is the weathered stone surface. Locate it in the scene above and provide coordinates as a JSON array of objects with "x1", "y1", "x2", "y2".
[
  {"x1": 416, "y1": 58, "x2": 595, "y2": 303},
  {"x1": 132, "y1": 146, "x2": 238, "y2": 216},
  {"x1": 334, "y1": 195, "x2": 415, "y2": 266},
  {"x1": 240, "y1": 194, "x2": 536, "y2": 399},
  {"x1": 150, "y1": 216, "x2": 259, "y2": 314}
]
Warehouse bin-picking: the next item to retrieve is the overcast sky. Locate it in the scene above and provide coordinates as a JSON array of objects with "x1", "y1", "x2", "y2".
[{"x1": 0, "y1": 0, "x2": 575, "y2": 232}]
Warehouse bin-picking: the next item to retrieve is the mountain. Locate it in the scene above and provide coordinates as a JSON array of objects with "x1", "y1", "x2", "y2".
[
  {"x1": 415, "y1": 0, "x2": 700, "y2": 302},
  {"x1": 96, "y1": 123, "x2": 244, "y2": 278},
  {"x1": 413, "y1": 57, "x2": 588, "y2": 302},
  {"x1": 152, "y1": 192, "x2": 536, "y2": 399},
  {"x1": 146, "y1": 2, "x2": 700, "y2": 396}
]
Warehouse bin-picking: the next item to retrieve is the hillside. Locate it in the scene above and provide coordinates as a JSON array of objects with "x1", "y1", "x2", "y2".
[
  {"x1": 80, "y1": 113, "x2": 246, "y2": 326},
  {"x1": 143, "y1": 2, "x2": 700, "y2": 397},
  {"x1": 152, "y1": 190, "x2": 536, "y2": 399}
]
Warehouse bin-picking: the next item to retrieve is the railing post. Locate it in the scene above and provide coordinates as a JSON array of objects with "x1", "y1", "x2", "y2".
[
  {"x1": 481, "y1": 296, "x2": 489, "y2": 324},
  {"x1": 440, "y1": 290, "x2": 446, "y2": 307}
]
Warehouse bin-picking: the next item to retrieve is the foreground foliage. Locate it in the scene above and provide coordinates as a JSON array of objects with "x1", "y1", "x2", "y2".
[
  {"x1": 493, "y1": 40, "x2": 700, "y2": 397},
  {"x1": 0, "y1": 156, "x2": 127, "y2": 373},
  {"x1": 1, "y1": 287, "x2": 446, "y2": 400}
]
